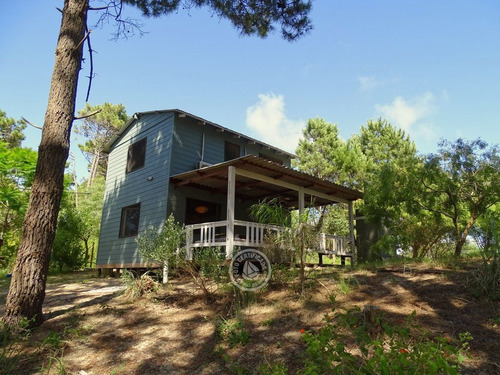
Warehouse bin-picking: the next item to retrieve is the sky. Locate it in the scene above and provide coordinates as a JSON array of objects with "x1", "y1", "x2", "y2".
[{"x1": 1, "y1": 0, "x2": 499, "y2": 182}]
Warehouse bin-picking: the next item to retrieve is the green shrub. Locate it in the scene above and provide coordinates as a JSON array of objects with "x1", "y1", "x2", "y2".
[
  {"x1": 121, "y1": 270, "x2": 159, "y2": 299},
  {"x1": 259, "y1": 361, "x2": 289, "y2": 375},
  {"x1": 216, "y1": 317, "x2": 251, "y2": 347},
  {"x1": 137, "y1": 214, "x2": 185, "y2": 283},
  {"x1": 179, "y1": 246, "x2": 228, "y2": 301},
  {"x1": 338, "y1": 275, "x2": 359, "y2": 295},
  {"x1": 469, "y1": 213, "x2": 500, "y2": 300},
  {"x1": 300, "y1": 297, "x2": 471, "y2": 374},
  {"x1": 193, "y1": 247, "x2": 226, "y2": 281},
  {"x1": 0, "y1": 318, "x2": 31, "y2": 375}
]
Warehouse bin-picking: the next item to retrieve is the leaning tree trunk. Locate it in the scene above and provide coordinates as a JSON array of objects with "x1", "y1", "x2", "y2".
[
  {"x1": 86, "y1": 148, "x2": 99, "y2": 188},
  {"x1": 2, "y1": 0, "x2": 88, "y2": 328}
]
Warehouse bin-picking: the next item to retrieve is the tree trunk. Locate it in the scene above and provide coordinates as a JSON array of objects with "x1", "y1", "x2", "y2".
[
  {"x1": 2, "y1": 0, "x2": 88, "y2": 328},
  {"x1": 86, "y1": 148, "x2": 99, "y2": 187},
  {"x1": 454, "y1": 215, "x2": 476, "y2": 257},
  {"x1": 83, "y1": 237, "x2": 90, "y2": 267},
  {"x1": 454, "y1": 239, "x2": 466, "y2": 257},
  {"x1": 90, "y1": 242, "x2": 95, "y2": 267}
]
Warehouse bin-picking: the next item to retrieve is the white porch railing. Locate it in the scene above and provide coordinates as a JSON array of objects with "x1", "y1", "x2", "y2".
[
  {"x1": 233, "y1": 219, "x2": 285, "y2": 247},
  {"x1": 318, "y1": 233, "x2": 352, "y2": 256},
  {"x1": 185, "y1": 219, "x2": 352, "y2": 260}
]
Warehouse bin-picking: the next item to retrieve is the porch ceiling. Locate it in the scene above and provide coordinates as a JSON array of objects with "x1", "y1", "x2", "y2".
[{"x1": 170, "y1": 155, "x2": 363, "y2": 207}]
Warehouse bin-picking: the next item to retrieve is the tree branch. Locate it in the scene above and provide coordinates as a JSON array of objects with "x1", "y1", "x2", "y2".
[
  {"x1": 89, "y1": 6, "x2": 110, "y2": 11},
  {"x1": 85, "y1": 25, "x2": 95, "y2": 102},
  {"x1": 93, "y1": 0, "x2": 146, "y2": 40},
  {"x1": 420, "y1": 177, "x2": 448, "y2": 195},
  {"x1": 413, "y1": 198, "x2": 454, "y2": 220},
  {"x1": 74, "y1": 109, "x2": 101, "y2": 120},
  {"x1": 75, "y1": 29, "x2": 92, "y2": 51},
  {"x1": 20, "y1": 117, "x2": 42, "y2": 130}
]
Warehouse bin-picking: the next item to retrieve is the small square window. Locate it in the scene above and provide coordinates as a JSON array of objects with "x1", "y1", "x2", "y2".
[
  {"x1": 224, "y1": 141, "x2": 240, "y2": 161},
  {"x1": 119, "y1": 204, "x2": 141, "y2": 237},
  {"x1": 126, "y1": 138, "x2": 147, "y2": 173}
]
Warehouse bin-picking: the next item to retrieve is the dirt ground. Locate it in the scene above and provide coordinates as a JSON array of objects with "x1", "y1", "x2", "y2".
[{"x1": 1, "y1": 262, "x2": 499, "y2": 375}]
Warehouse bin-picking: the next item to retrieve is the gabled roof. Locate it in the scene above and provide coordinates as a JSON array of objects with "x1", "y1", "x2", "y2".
[
  {"x1": 170, "y1": 155, "x2": 363, "y2": 206},
  {"x1": 104, "y1": 108, "x2": 296, "y2": 158}
]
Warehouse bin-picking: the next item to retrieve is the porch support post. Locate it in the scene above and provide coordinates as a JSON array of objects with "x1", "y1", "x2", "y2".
[
  {"x1": 185, "y1": 226, "x2": 193, "y2": 260},
  {"x1": 298, "y1": 188, "x2": 305, "y2": 214},
  {"x1": 348, "y1": 201, "x2": 355, "y2": 265},
  {"x1": 226, "y1": 166, "x2": 236, "y2": 258}
]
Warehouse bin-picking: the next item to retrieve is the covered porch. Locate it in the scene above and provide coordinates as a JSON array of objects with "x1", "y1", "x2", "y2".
[{"x1": 169, "y1": 155, "x2": 363, "y2": 263}]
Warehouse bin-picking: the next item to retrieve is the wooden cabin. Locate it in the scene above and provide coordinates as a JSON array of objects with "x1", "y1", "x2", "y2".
[{"x1": 96, "y1": 109, "x2": 362, "y2": 272}]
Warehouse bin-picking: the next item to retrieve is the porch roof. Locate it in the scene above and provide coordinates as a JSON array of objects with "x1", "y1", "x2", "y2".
[{"x1": 170, "y1": 155, "x2": 363, "y2": 207}]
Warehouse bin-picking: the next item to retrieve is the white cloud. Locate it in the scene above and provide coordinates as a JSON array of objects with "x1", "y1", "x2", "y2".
[
  {"x1": 245, "y1": 93, "x2": 304, "y2": 153},
  {"x1": 375, "y1": 92, "x2": 435, "y2": 132},
  {"x1": 358, "y1": 76, "x2": 379, "y2": 91},
  {"x1": 374, "y1": 92, "x2": 441, "y2": 151}
]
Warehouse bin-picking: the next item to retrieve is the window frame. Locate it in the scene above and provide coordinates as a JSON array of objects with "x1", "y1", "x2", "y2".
[
  {"x1": 119, "y1": 203, "x2": 141, "y2": 238},
  {"x1": 126, "y1": 137, "x2": 147, "y2": 174}
]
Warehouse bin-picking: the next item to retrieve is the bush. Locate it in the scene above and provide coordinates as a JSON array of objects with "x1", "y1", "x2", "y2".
[
  {"x1": 50, "y1": 232, "x2": 85, "y2": 272},
  {"x1": 216, "y1": 317, "x2": 251, "y2": 347},
  {"x1": 50, "y1": 207, "x2": 86, "y2": 272},
  {"x1": 300, "y1": 297, "x2": 471, "y2": 374},
  {"x1": 180, "y1": 247, "x2": 226, "y2": 301},
  {"x1": 137, "y1": 214, "x2": 185, "y2": 283},
  {"x1": 469, "y1": 212, "x2": 500, "y2": 300},
  {"x1": 0, "y1": 318, "x2": 31, "y2": 375},
  {"x1": 121, "y1": 270, "x2": 159, "y2": 299}
]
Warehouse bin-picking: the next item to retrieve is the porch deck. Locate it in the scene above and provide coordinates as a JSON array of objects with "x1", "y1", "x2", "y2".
[{"x1": 185, "y1": 219, "x2": 354, "y2": 262}]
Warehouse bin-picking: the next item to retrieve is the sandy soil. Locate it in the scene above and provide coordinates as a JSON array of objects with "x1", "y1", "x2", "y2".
[{"x1": 1, "y1": 263, "x2": 499, "y2": 375}]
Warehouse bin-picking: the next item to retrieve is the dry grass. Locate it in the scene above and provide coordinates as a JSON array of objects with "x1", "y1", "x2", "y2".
[{"x1": 0, "y1": 262, "x2": 499, "y2": 374}]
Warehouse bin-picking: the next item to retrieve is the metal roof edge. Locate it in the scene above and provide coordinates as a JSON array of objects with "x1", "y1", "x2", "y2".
[{"x1": 170, "y1": 154, "x2": 363, "y2": 200}]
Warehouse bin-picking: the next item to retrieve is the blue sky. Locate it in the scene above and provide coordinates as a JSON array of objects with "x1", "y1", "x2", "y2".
[{"x1": 1, "y1": 1, "x2": 499, "y2": 181}]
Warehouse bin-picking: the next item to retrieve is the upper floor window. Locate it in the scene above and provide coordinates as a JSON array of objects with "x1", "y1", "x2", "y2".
[
  {"x1": 224, "y1": 141, "x2": 240, "y2": 161},
  {"x1": 119, "y1": 203, "x2": 141, "y2": 237},
  {"x1": 126, "y1": 138, "x2": 147, "y2": 173}
]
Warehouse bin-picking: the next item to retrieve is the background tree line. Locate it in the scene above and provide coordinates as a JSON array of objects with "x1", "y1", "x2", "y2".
[
  {"x1": 0, "y1": 104, "x2": 128, "y2": 272},
  {"x1": 2, "y1": 107, "x2": 498, "y2": 270},
  {"x1": 294, "y1": 117, "x2": 500, "y2": 260}
]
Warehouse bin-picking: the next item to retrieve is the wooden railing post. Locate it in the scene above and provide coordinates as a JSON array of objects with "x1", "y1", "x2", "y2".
[
  {"x1": 348, "y1": 201, "x2": 355, "y2": 265},
  {"x1": 186, "y1": 226, "x2": 193, "y2": 260},
  {"x1": 226, "y1": 166, "x2": 236, "y2": 258}
]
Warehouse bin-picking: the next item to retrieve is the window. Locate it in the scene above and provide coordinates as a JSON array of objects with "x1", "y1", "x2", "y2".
[
  {"x1": 119, "y1": 203, "x2": 141, "y2": 237},
  {"x1": 126, "y1": 138, "x2": 147, "y2": 173},
  {"x1": 259, "y1": 153, "x2": 284, "y2": 165},
  {"x1": 224, "y1": 141, "x2": 240, "y2": 161}
]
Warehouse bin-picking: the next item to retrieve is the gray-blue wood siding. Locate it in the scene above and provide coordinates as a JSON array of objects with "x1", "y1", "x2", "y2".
[
  {"x1": 97, "y1": 113, "x2": 174, "y2": 266},
  {"x1": 97, "y1": 110, "x2": 292, "y2": 266},
  {"x1": 169, "y1": 117, "x2": 291, "y2": 176}
]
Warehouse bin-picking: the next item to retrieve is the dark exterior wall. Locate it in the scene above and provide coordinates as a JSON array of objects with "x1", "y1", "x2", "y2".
[{"x1": 167, "y1": 184, "x2": 254, "y2": 224}]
